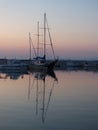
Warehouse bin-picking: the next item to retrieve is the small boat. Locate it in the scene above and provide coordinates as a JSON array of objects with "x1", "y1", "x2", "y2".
[{"x1": 28, "y1": 13, "x2": 58, "y2": 71}]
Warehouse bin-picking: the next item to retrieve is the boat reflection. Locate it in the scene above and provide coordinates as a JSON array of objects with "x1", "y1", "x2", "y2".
[
  {"x1": 28, "y1": 70, "x2": 58, "y2": 123},
  {"x1": 0, "y1": 69, "x2": 28, "y2": 80},
  {"x1": 0, "y1": 67, "x2": 58, "y2": 123}
]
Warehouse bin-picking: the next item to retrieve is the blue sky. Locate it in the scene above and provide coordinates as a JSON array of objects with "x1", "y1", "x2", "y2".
[{"x1": 0, "y1": 0, "x2": 98, "y2": 59}]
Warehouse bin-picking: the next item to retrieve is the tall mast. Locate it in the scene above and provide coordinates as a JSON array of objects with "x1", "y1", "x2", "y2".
[
  {"x1": 29, "y1": 32, "x2": 31, "y2": 60},
  {"x1": 44, "y1": 13, "x2": 46, "y2": 60},
  {"x1": 37, "y1": 21, "x2": 40, "y2": 57},
  {"x1": 42, "y1": 78, "x2": 45, "y2": 123}
]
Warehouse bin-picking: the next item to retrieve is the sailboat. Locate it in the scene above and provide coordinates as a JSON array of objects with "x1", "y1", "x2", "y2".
[{"x1": 28, "y1": 13, "x2": 58, "y2": 71}]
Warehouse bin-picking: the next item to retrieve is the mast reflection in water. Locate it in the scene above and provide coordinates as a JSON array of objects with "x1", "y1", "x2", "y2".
[
  {"x1": 28, "y1": 70, "x2": 58, "y2": 123},
  {"x1": 0, "y1": 69, "x2": 98, "y2": 130}
]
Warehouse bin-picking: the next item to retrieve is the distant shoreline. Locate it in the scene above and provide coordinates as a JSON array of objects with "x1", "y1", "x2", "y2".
[{"x1": 0, "y1": 58, "x2": 98, "y2": 70}]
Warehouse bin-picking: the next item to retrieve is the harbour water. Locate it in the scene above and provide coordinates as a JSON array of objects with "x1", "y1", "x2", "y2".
[{"x1": 0, "y1": 70, "x2": 98, "y2": 130}]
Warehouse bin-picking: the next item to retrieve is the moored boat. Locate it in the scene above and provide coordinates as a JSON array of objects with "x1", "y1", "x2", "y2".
[{"x1": 28, "y1": 13, "x2": 58, "y2": 71}]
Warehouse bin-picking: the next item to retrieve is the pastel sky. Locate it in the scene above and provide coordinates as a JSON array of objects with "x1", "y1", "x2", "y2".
[{"x1": 0, "y1": 0, "x2": 98, "y2": 59}]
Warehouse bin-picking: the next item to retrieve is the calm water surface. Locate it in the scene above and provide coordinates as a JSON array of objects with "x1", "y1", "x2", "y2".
[{"x1": 0, "y1": 70, "x2": 98, "y2": 130}]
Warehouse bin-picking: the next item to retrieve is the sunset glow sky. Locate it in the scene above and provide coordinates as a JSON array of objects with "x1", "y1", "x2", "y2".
[{"x1": 0, "y1": 0, "x2": 98, "y2": 59}]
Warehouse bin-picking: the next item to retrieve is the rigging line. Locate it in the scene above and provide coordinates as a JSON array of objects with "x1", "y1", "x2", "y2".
[
  {"x1": 30, "y1": 35, "x2": 37, "y2": 57},
  {"x1": 28, "y1": 74, "x2": 35, "y2": 100},
  {"x1": 46, "y1": 16, "x2": 56, "y2": 59},
  {"x1": 29, "y1": 32, "x2": 36, "y2": 59},
  {"x1": 44, "y1": 79, "x2": 55, "y2": 118}
]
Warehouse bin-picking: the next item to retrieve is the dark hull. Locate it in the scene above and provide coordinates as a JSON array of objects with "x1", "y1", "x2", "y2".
[
  {"x1": 45, "y1": 59, "x2": 58, "y2": 70},
  {"x1": 28, "y1": 59, "x2": 58, "y2": 71}
]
